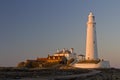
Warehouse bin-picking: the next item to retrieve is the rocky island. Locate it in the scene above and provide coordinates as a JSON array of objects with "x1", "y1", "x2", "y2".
[{"x1": 0, "y1": 66, "x2": 119, "y2": 80}]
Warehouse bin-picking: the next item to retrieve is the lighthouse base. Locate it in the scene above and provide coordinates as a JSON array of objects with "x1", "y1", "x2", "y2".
[{"x1": 73, "y1": 61, "x2": 110, "y2": 68}]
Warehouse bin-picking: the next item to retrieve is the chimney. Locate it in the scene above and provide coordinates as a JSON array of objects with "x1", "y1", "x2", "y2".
[
  {"x1": 70, "y1": 48, "x2": 74, "y2": 53},
  {"x1": 56, "y1": 49, "x2": 60, "y2": 53},
  {"x1": 63, "y1": 48, "x2": 65, "y2": 53}
]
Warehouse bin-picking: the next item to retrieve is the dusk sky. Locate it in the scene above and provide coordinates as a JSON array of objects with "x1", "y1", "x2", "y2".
[{"x1": 0, "y1": 0, "x2": 120, "y2": 68}]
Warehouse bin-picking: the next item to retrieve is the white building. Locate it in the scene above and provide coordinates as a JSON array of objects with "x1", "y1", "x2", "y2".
[
  {"x1": 73, "y1": 12, "x2": 110, "y2": 68},
  {"x1": 53, "y1": 48, "x2": 76, "y2": 60}
]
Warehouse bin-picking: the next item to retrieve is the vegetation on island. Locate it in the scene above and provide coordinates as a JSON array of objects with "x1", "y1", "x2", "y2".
[{"x1": 17, "y1": 60, "x2": 63, "y2": 68}]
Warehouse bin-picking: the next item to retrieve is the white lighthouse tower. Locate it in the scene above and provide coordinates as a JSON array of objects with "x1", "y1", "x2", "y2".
[
  {"x1": 86, "y1": 12, "x2": 98, "y2": 60},
  {"x1": 73, "y1": 12, "x2": 110, "y2": 68}
]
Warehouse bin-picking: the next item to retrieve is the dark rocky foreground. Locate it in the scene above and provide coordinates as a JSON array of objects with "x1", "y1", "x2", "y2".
[{"x1": 0, "y1": 67, "x2": 119, "y2": 80}]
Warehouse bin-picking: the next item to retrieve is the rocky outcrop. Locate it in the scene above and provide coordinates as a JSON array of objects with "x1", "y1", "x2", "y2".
[
  {"x1": 0, "y1": 67, "x2": 119, "y2": 80},
  {"x1": 75, "y1": 68, "x2": 120, "y2": 80}
]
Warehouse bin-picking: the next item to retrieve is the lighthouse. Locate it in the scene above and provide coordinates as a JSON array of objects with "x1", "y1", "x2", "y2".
[
  {"x1": 85, "y1": 12, "x2": 98, "y2": 60},
  {"x1": 73, "y1": 12, "x2": 110, "y2": 68}
]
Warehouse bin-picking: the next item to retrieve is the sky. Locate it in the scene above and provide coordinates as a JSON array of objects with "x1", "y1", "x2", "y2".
[{"x1": 0, "y1": 0, "x2": 120, "y2": 68}]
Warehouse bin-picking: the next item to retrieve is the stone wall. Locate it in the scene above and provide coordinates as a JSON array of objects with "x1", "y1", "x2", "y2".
[{"x1": 73, "y1": 61, "x2": 110, "y2": 68}]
